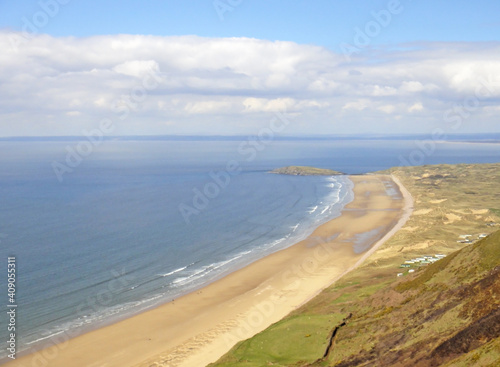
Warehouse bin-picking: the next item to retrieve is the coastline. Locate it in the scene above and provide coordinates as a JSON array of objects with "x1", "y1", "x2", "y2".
[
  {"x1": 291, "y1": 174, "x2": 414, "y2": 310},
  {"x1": 5, "y1": 174, "x2": 413, "y2": 367}
]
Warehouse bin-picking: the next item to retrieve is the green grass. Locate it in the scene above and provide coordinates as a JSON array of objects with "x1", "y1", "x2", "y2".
[
  {"x1": 395, "y1": 250, "x2": 460, "y2": 292},
  {"x1": 330, "y1": 293, "x2": 354, "y2": 305},
  {"x1": 477, "y1": 230, "x2": 500, "y2": 270},
  {"x1": 295, "y1": 272, "x2": 394, "y2": 317},
  {"x1": 209, "y1": 314, "x2": 345, "y2": 367},
  {"x1": 489, "y1": 208, "x2": 500, "y2": 217}
]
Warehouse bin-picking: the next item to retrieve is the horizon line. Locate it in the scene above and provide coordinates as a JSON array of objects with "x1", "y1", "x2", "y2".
[{"x1": 1, "y1": 132, "x2": 500, "y2": 142}]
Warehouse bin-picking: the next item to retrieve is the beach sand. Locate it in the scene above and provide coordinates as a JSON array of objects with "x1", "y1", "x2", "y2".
[{"x1": 6, "y1": 174, "x2": 412, "y2": 367}]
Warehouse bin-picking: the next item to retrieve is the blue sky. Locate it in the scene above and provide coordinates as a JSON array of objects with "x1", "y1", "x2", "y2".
[
  {"x1": 2, "y1": 0, "x2": 500, "y2": 49},
  {"x1": 0, "y1": 0, "x2": 499, "y2": 136}
]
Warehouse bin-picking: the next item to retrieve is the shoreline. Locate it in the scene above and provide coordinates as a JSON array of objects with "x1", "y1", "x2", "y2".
[
  {"x1": 5, "y1": 174, "x2": 413, "y2": 367},
  {"x1": 292, "y1": 174, "x2": 414, "y2": 310},
  {"x1": 0, "y1": 176, "x2": 354, "y2": 363}
]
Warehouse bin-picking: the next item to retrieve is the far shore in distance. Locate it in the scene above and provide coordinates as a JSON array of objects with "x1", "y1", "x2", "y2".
[{"x1": 270, "y1": 166, "x2": 344, "y2": 176}]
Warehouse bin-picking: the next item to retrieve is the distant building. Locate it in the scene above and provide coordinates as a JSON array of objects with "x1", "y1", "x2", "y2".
[
  {"x1": 409, "y1": 269, "x2": 415, "y2": 273},
  {"x1": 400, "y1": 264, "x2": 411, "y2": 268},
  {"x1": 397, "y1": 273, "x2": 403, "y2": 277}
]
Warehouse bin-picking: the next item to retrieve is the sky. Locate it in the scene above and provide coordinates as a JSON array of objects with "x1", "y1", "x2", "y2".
[{"x1": 0, "y1": 0, "x2": 499, "y2": 136}]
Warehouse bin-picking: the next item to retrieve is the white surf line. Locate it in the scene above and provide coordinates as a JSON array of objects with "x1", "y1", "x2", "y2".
[{"x1": 298, "y1": 174, "x2": 414, "y2": 308}]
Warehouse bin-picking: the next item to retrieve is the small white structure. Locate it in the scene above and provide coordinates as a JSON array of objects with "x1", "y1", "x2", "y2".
[
  {"x1": 459, "y1": 234, "x2": 472, "y2": 239},
  {"x1": 435, "y1": 254, "x2": 446, "y2": 258},
  {"x1": 409, "y1": 269, "x2": 415, "y2": 273},
  {"x1": 397, "y1": 273, "x2": 403, "y2": 277},
  {"x1": 479, "y1": 234, "x2": 488, "y2": 238}
]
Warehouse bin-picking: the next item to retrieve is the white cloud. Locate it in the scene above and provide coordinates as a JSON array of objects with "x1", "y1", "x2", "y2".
[
  {"x1": 65, "y1": 111, "x2": 81, "y2": 116},
  {"x1": 184, "y1": 100, "x2": 233, "y2": 114},
  {"x1": 378, "y1": 105, "x2": 396, "y2": 114},
  {"x1": 243, "y1": 97, "x2": 296, "y2": 113},
  {"x1": 0, "y1": 32, "x2": 499, "y2": 136},
  {"x1": 113, "y1": 60, "x2": 160, "y2": 78},
  {"x1": 400, "y1": 81, "x2": 424, "y2": 93},
  {"x1": 93, "y1": 97, "x2": 109, "y2": 108},
  {"x1": 408, "y1": 102, "x2": 424, "y2": 113},
  {"x1": 342, "y1": 99, "x2": 370, "y2": 111},
  {"x1": 371, "y1": 85, "x2": 398, "y2": 96}
]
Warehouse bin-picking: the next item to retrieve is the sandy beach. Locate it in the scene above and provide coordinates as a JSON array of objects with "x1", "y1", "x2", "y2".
[{"x1": 6, "y1": 174, "x2": 412, "y2": 367}]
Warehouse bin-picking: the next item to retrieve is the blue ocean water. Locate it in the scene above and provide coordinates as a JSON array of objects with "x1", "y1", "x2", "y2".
[{"x1": 0, "y1": 138, "x2": 499, "y2": 360}]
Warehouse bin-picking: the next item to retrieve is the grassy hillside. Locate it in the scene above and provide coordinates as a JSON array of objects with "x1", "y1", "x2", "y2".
[
  {"x1": 210, "y1": 163, "x2": 500, "y2": 367},
  {"x1": 316, "y1": 230, "x2": 500, "y2": 367},
  {"x1": 210, "y1": 314, "x2": 345, "y2": 366}
]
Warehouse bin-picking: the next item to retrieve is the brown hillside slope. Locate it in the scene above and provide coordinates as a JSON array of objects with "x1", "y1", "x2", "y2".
[{"x1": 310, "y1": 230, "x2": 500, "y2": 367}]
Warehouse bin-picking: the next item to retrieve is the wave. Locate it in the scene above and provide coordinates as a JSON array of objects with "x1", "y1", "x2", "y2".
[
  {"x1": 308, "y1": 205, "x2": 318, "y2": 214},
  {"x1": 126, "y1": 262, "x2": 199, "y2": 291},
  {"x1": 25, "y1": 330, "x2": 65, "y2": 345},
  {"x1": 161, "y1": 262, "x2": 195, "y2": 277},
  {"x1": 171, "y1": 250, "x2": 253, "y2": 288},
  {"x1": 19, "y1": 291, "x2": 170, "y2": 354}
]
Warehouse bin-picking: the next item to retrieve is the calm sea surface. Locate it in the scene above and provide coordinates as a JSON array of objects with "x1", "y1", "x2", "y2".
[{"x1": 0, "y1": 138, "x2": 499, "y2": 360}]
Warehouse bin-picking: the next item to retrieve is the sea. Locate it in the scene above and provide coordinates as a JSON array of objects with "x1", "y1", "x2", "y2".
[{"x1": 0, "y1": 136, "x2": 499, "y2": 361}]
